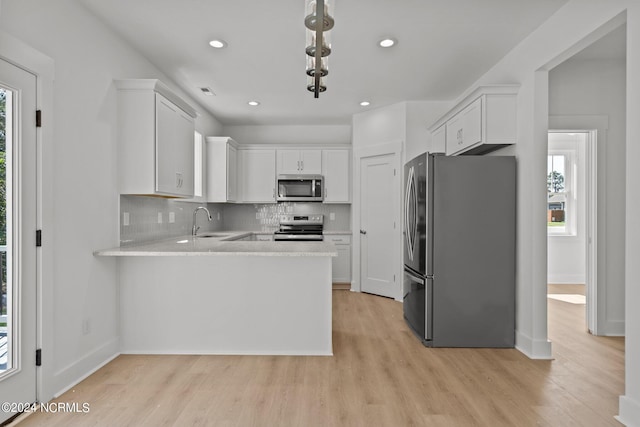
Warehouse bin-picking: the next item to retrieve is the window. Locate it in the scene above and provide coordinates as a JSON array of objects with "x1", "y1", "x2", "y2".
[{"x1": 548, "y1": 133, "x2": 579, "y2": 236}]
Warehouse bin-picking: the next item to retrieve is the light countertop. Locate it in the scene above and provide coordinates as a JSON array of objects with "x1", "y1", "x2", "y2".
[{"x1": 95, "y1": 231, "x2": 338, "y2": 257}]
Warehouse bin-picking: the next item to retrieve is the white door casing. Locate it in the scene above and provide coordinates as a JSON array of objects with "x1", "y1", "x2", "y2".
[
  {"x1": 353, "y1": 142, "x2": 402, "y2": 300},
  {"x1": 549, "y1": 116, "x2": 609, "y2": 335},
  {"x1": 0, "y1": 58, "x2": 38, "y2": 423}
]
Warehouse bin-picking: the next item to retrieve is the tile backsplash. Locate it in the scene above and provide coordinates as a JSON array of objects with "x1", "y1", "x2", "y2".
[
  {"x1": 119, "y1": 196, "x2": 223, "y2": 246},
  {"x1": 120, "y1": 195, "x2": 351, "y2": 246},
  {"x1": 222, "y1": 203, "x2": 351, "y2": 232}
]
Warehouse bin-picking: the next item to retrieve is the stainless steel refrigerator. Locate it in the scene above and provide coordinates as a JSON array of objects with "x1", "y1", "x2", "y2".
[{"x1": 403, "y1": 152, "x2": 516, "y2": 347}]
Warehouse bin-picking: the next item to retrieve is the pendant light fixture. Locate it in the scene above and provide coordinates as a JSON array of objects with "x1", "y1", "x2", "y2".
[{"x1": 305, "y1": 0, "x2": 334, "y2": 98}]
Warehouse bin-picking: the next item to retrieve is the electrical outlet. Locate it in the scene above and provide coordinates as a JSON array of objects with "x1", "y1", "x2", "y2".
[
  {"x1": 330, "y1": 212, "x2": 336, "y2": 221},
  {"x1": 217, "y1": 212, "x2": 221, "y2": 221},
  {"x1": 123, "y1": 212, "x2": 130, "y2": 226},
  {"x1": 82, "y1": 318, "x2": 91, "y2": 335},
  {"x1": 169, "y1": 212, "x2": 175, "y2": 223},
  {"x1": 158, "y1": 212, "x2": 163, "y2": 223}
]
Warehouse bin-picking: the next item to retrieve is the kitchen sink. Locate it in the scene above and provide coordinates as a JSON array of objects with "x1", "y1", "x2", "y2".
[{"x1": 196, "y1": 233, "x2": 229, "y2": 238}]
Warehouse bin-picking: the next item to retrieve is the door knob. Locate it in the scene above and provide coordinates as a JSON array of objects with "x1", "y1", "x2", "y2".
[{"x1": 360, "y1": 229, "x2": 367, "y2": 235}]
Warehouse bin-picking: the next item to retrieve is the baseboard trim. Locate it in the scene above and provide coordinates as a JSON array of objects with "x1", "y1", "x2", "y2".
[
  {"x1": 332, "y1": 282, "x2": 351, "y2": 290},
  {"x1": 599, "y1": 320, "x2": 625, "y2": 337},
  {"x1": 50, "y1": 338, "x2": 120, "y2": 399},
  {"x1": 515, "y1": 330, "x2": 553, "y2": 359},
  {"x1": 617, "y1": 395, "x2": 640, "y2": 427},
  {"x1": 121, "y1": 350, "x2": 333, "y2": 356}
]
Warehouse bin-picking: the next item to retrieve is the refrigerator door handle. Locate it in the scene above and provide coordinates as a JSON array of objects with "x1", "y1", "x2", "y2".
[
  {"x1": 411, "y1": 170, "x2": 418, "y2": 252},
  {"x1": 404, "y1": 166, "x2": 415, "y2": 259},
  {"x1": 404, "y1": 268, "x2": 425, "y2": 284}
]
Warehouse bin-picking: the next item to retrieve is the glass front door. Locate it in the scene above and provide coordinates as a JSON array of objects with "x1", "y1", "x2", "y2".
[{"x1": 0, "y1": 58, "x2": 38, "y2": 423}]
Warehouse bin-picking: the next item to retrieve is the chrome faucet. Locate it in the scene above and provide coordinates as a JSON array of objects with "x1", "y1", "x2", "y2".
[{"x1": 192, "y1": 206, "x2": 212, "y2": 236}]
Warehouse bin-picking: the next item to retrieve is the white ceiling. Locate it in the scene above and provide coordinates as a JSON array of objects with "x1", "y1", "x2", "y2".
[{"x1": 78, "y1": 0, "x2": 570, "y2": 126}]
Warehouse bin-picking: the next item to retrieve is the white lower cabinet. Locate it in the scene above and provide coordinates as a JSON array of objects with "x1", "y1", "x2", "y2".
[
  {"x1": 239, "y1": 149, "x2": 276, "y2": 203},
  {"x1": 325, "y1": 234, "x2": 351, "y2": 284}
]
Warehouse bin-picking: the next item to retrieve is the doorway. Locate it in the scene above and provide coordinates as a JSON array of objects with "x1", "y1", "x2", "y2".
[
  {"x1": 0, "y1": 58, "x2": 38, "y2": 423},
  {"x1": 546, "y1": 131, "x2": 592, "y2": 330},
  {"x1": 355, "y1": 144, "x2": 401, "y2": 300}
]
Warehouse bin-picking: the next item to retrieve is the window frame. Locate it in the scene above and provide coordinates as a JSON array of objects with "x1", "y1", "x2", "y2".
[{"x1": 547, "y1": 148, "x2": 577, "y2": 236}]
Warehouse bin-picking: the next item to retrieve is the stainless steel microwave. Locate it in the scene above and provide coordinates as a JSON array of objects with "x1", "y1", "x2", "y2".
[{"x1": 276, "y1": 175, "x2": 324, "y2": 202}]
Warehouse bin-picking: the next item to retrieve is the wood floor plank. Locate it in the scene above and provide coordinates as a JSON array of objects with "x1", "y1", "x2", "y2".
[{"x1": 14, "y1": 290, "x2": 624, "y2": 426}]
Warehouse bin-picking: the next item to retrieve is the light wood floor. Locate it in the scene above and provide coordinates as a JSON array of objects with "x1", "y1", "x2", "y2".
[{"x1": 16, "y1": 290, "x2": 624, "y2": 427}]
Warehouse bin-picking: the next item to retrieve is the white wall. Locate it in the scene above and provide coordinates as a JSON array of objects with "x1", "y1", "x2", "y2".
[
  {"x1": 351, "y1": 100, "x2": 450, "y2": 158},
  {"x1": 351, "y1": 100, "x2": 450, "y2": 300},
  {"x1": 622, "y1": 4, "x2": 640, "y2": 423},
  {"x1": 547, "y1": 133, "x2": 587, "y2": 285},
  {"x1": 352, "y1": 102, "x2": 406, "y2": 149},
  {"x1": 0, "y1": 0, "x2": 222, "y2": 401},
  {"x1": 457, "y1": 0, "x2": 638, "y2": 423},
  {"x1": 221, "y1": 124, "x2": 351, "y2": 145},
  {"x1": 405, "y1": 101, "x2": 452, "y2": 161},
  {"x1": 549, "y1": 57, "x2": 626, "y2": 334}
]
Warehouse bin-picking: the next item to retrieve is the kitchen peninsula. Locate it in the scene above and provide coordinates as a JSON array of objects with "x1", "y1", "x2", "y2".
[{"x1": 95, "y1": 233, "x2": 336, "y2": 356}]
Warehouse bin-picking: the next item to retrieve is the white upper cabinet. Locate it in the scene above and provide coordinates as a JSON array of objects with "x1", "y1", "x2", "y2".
[
  {"x1": 445, "y1": 97, "x2": 482, "y2": 155},
  {"x1": 240, "y1": 149, "x2": 277, "y2": 203},
  {"x1": 206, "y1": 137, "x2": 238, "y2": 203},
  {"x1": 277, "y1": 149, "x2": 322, "y2": 175},
  {"x1": 322, "y1": 149, "x2": 351, "y2": 203},
  {"x1": 115, "y1": 79, "x2": 197, "y2": 197},
  {"x1": 429, "y1": 85, "x2": 518, "y2": 156}
]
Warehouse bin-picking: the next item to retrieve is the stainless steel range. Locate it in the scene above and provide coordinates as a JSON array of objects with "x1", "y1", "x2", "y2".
[{"x1": 274, "y1": 214, "x2": 324, "y2": 241}]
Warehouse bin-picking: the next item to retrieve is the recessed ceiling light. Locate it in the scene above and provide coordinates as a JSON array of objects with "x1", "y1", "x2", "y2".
[
  {"x1": 209, "y1": 39, "x2": 227, "y2": 49},
  {"x1": 378, "y1": 38, "x2": 396, "y2": 48},
  {"x1": 360, "y1": 101, "x2": 371, "y2": 107},
  {"x1": 248, "y1": 101, "x2": 260, "y2": 106}
]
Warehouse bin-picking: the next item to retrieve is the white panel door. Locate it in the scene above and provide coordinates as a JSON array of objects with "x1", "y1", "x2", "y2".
[
  {"x1": 0, "y1": 59, "x2": 38, "y2": 423},
  {"x1": 360, "y1": 154, "x2": 396, "y2": 298}
]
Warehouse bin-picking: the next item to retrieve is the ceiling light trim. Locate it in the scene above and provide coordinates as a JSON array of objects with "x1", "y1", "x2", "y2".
[
  {"x1": 378, "y1": 38, "x2": 396, "y2": 48},
  {"x1": 208, "y1": 39, "x2": 227, "y2": 49}
]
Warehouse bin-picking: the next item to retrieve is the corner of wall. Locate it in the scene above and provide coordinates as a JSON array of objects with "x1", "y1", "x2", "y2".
[{"x1": 515, "y1": 330, "x2": 553, "y2": 359}]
